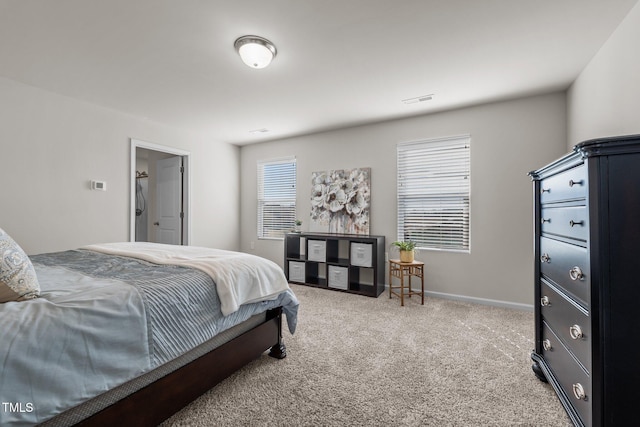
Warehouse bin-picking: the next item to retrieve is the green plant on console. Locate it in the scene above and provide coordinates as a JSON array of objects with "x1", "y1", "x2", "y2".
[
  {"x1": 392, "y1": 240, "x2": 416, "y2": 251},
  {"x1": 392, "y1": 240, "x2": 417, "y2": 263}
]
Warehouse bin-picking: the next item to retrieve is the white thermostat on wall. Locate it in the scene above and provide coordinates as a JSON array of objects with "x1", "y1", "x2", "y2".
[{"x1": 91, "y1": 180, "x2": 107, "y2": 191}]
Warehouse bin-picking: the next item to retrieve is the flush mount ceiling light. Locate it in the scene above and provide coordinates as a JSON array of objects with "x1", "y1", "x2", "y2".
[{"x1": 234, "y1": 35, "x2": 277, "y2": 69}]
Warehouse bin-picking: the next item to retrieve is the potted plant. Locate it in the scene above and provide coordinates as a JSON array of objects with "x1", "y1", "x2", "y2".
[
  {"x1": 294, "y1": 219, "x2": 303, "y2": 232},
  {"x1": 392, "y1": 240, "x2": 417, "y2": 263}
]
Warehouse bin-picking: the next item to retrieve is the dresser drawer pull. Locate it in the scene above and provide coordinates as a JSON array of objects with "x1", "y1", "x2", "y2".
[
  {"x1": 540, "y1": 253, "x2": 551, "y2": 263},
  {"x1": 541, "y1": 218, "x2": 551, "y2": 224},
  {"x1": 568, "y1": 179, "x2": 584, "y2": 187},
  {"x1": 572, "y1": 383, "x2": 587, "y2": 401},
  {"x1": 569, "y1": 325, "x2": 584, "y2": 340},
  {"x1": 541, "y1": 188, "x2": 551, "y2": 194},
  {"x1": 540, "y1": 296, "x2": 551, "y2": 306},
  {"x1": 569, "y1": 220, "x2": 584, "y2": 227},
  {"x1": 542, "y1": 339, "x2": 552, "y2": 351},
  {"x1": 569, "y1": 266, "x2": 584, "y2": 281}
]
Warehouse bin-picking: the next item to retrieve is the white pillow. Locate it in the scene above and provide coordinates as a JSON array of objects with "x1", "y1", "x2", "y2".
[{"x1": 0, "y1": 228, "x2": 40, "y2": 303}]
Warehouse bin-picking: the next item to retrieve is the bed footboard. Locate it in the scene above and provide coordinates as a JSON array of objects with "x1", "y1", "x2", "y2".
[{"x1": 268, "y1": 306, "x2": 287, "y2": 359}]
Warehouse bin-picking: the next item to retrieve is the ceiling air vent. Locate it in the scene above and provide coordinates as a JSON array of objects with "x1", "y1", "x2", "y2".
[{"x1": 402, "y1": 94, "x2": 434, "y2": 104}]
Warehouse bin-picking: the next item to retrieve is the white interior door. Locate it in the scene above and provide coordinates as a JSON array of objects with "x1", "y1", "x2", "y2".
[{"x1": 156, "y1": 155, "x2": 183, "y2": 245}]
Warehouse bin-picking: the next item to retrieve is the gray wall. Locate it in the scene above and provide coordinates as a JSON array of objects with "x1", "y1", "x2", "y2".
[
  {"x1": 2, "y1": 0, "x2": 637, "y2": 305},
  {"x1": 568, "y1": 1, "x2": 640, "y2": 147},
  {"x1": 240, "y1": 92, "x2": 567, "y2": 307},
  {"x1": 0, "y1": 76, "x2": 240, "y2": 254}
]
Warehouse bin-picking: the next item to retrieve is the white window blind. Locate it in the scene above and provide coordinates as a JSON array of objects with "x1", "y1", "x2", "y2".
[
  {"x1": 257, "y1": 157, "x2": 297, "y2": 239},
  {"x1": 397, "y1": 135, "x2": 470, "y2": 252}
]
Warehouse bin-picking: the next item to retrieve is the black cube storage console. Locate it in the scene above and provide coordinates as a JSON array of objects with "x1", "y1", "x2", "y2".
[{"x1": 284, "y1": 232, "x2": 385, "y2": 297}]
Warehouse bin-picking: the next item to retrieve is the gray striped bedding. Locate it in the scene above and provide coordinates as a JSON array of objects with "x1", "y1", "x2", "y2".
[{"x1": 0, "y1": 249, "x2": 298, "y2": 426}]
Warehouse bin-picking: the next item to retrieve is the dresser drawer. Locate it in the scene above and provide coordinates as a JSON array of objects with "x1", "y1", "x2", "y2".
[
  {"x1": 540, "y1": 280, "x2": 591, "y2": 371},
  {"x1": 541, "y1": 321, "x2": 591, "y2": 427},
  {"x1": 541, "y1": 205, "x2": 589, "y2": 242},
  {"x1": 540, "y1": 164, "x2": 587, "y2": 204},
  {"x1": 540, "y1": 237, "x2": 590, "y2": 308}
]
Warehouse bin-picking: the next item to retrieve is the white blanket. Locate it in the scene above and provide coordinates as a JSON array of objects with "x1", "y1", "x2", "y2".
[{"x1": 82, "y1": 242, "x2": 291, "y2": 316}]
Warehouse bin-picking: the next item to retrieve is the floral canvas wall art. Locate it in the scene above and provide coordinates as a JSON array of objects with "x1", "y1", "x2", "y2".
[{"x1": 310, "y1": 168, "x2": 371, "y2": 235}]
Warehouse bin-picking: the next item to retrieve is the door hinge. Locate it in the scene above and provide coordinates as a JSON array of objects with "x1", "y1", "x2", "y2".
[
  {"x1": 180, "y1": 212, "x2": 184, "y2": 219},
  {"x1": 180, "y1": 166, "x2": 184, "y2": 174}
]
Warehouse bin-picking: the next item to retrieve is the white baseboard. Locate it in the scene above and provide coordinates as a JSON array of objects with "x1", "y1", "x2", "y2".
[{"x1": 385, "y1": 285, "x2": 533, "y2": 311}]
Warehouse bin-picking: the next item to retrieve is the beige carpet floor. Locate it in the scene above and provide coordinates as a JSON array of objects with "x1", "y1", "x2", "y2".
[{"x1": 163, "y1": 284, "x2": 571, "y2": 426}]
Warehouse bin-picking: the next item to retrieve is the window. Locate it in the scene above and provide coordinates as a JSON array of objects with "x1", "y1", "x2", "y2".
[
  {"x1": 257, "y1": 157, "x2": 297, "y2": 239},
  {"x1": 397, "y1": 135, "x2": 470, "y2": 252}
]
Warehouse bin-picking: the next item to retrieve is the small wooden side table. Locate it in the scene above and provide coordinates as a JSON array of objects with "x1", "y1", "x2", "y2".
[{"x1": 389, "y1": 259, "x2": 425, "y2": 306}]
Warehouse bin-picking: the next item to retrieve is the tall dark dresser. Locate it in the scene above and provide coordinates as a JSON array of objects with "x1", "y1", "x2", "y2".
[{"x1": 529, "y1": 134, "x2": 640, "y2": 427}]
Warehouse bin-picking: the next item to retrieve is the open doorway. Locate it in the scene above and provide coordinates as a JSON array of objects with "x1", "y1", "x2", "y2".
[{"x1": 130, "y1": 139, "x2": 191, "y2": 245}]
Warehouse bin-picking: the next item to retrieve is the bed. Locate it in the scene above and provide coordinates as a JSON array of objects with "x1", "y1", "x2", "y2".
[{"x1": 0, "y1": 232, "x2": 298, "y2": 426}]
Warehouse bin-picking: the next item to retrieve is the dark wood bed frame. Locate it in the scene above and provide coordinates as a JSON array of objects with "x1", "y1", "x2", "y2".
[{"x1": 76, "y1": 307, "x2": 286, "y2": 426}]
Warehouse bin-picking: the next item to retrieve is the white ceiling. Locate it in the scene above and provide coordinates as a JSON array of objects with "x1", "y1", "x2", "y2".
[{"x1": 0, "y1": 0, "x2": 637, "y2": 145}]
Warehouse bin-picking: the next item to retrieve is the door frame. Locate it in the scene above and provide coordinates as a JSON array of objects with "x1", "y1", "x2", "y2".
[{"x1": 130, "y1": 138, "x2": 191, "y2": 244}]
